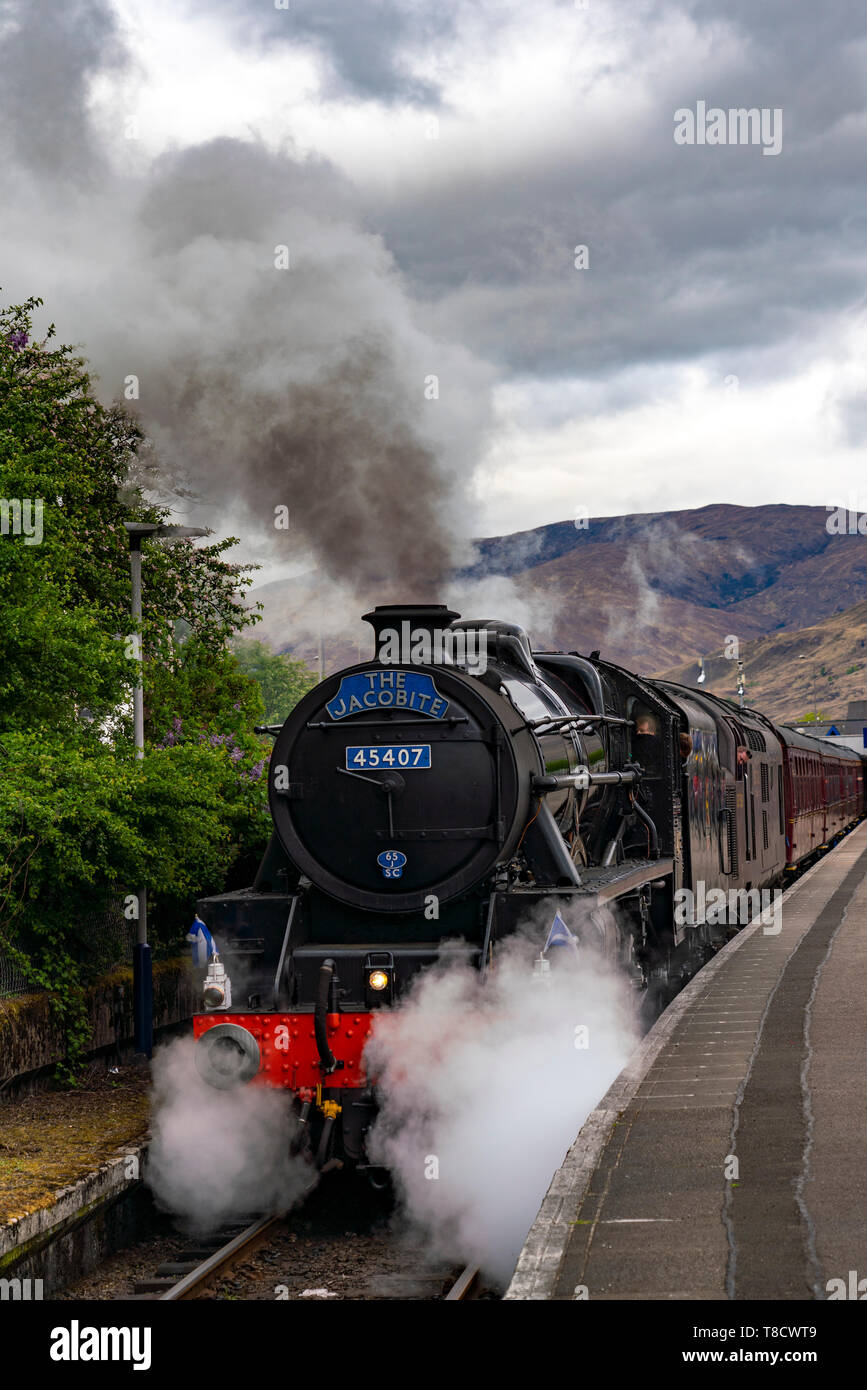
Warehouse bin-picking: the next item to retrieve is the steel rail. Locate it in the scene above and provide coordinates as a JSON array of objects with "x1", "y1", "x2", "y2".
[
  {"x1": 444, "y1": 1264, "x2": 481, "y2": 1300},
  {"x1": 159, "y1": 1212, "x2": 284, "y2": 1300}
]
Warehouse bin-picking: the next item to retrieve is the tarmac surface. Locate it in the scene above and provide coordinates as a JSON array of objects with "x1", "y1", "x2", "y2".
[{"x1": 506, "y1": 821, "x2": 867, "y2": 1300}]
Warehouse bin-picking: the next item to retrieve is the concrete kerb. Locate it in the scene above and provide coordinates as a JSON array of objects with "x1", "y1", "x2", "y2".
[
  {"x1": 0, "y1": 1139, "x2": 150, "y2": 1277},
  {"x1": 503, "y1": 829, "x2": 867, "y2": 1300}
]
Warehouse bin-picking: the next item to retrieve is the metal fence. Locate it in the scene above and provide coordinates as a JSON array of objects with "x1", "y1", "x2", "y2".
[
  {"x1": 0, "y1": 947, "x2": 34, "y2": 999},
  {"x1": 0, "y1": 892, "x2": 136, "y2": 999}
]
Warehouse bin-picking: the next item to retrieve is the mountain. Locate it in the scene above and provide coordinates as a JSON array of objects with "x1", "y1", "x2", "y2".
[
  {"x1": 249, "y1": 502, "x2": 867, "y2": 721},
  {"x1": 473, "y1": 502, "x2": 867, "y2": 662},
  {"x1": 657, "y1": 600, "x2": 867, "y2": 724}
]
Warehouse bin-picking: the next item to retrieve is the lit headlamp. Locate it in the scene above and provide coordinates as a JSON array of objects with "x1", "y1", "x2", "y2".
[{"x1": 363, "y1": 952, "x2": 394, "y2": 1006}]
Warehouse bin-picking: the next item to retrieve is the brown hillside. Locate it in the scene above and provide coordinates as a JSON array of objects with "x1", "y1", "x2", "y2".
[
  {"x1": 655, "y1": 600, "x2": 867, "y2": 724},
  {"x1": 249, "y1": 502, "x2": 867, "y2": 716}
]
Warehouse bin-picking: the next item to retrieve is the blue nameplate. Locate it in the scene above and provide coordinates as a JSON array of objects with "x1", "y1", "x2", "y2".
[
  {"x1": 346, "y1": 745, "x2": 431, "y2": 769},
  {"x1": 326, "y1": 670, "x2": 450, "y2": 720},
  {"x1": 377, "y1": 849, "x2": 407, "y2": 879}
]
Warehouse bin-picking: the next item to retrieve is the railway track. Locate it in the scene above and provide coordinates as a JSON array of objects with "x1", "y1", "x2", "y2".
[
  {"x1": 127, "y1": 1199, "x2": 485, "y2": 1301},
  {"x1": 120, "y1": 1212, "x2": 284, "y2": 1299},
  {"x1": 153, "y1": 1213, "x2": 284, "y2": 1300}
]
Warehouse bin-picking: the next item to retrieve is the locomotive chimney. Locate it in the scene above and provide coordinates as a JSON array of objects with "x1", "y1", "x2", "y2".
[{"x1": 362, "y1": 604, "x2": 461, "y2": 661}]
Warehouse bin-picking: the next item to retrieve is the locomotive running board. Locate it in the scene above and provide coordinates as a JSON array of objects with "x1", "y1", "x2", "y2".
[
  {"x1": 481, "y1": 858, "x2": 676, "y2": 968},
  {"x1": 491, "y1": 857, "x2": 674, "y2": 911},
  {"x1": 570, "y1": 856, "x2": 674, "y2": 906}
]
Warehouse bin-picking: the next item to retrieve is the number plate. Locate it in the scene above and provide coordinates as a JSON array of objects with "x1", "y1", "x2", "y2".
[{"x1": 345, "y1": 744, "x2": 431, "y2": 770}]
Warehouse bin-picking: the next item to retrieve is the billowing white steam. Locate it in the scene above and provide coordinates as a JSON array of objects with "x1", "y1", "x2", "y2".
[
  {"x1": 147, "y1": 1036, "x2": 311, "y2": 1231},
  {"x1": 365, "y1": 922, "x2": 639, "y2": 1286}
]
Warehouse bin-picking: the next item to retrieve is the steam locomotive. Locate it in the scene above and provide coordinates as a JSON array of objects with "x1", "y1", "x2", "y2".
[{"x1": 192, "y1": 604, "x2": 865, "y2": 1169}]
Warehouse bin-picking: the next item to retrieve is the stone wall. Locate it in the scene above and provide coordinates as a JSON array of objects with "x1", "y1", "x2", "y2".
[{"x1": 0, "y1": 957, "x2": 196, "y2": 1086}]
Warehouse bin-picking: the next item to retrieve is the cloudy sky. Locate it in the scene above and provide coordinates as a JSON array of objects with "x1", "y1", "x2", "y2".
[{"x1": 2, "y1": 0, "x2": 866, "y2": 582}]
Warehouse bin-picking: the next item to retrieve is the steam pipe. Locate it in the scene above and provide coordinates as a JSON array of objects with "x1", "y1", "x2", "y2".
[
  {"x1": 290, "y1": 1099, "x2": 312, "y2": 1159},
  {"x1": 316, "y1": 1116, "x2": 336, "y2": 1168},
  {"x1": 521, "y1": 800, "x2": 582, "y2": 887},
  {"x1": 314, "y1": 959, "x2": 338, "y2": 1074},
  {"x1": 603, "y1": 814, "x2": 629, "y2": 867},
  {"x1": 533, "y1": 769, "x2": 639, "y2": 792},
  {"x1": 630, "y1": 796, "x2": 660, "y2": 859}
]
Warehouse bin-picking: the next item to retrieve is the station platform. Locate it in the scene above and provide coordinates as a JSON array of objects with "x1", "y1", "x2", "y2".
[
  {"x1": 506, "y1": 820, "x2": 867, "y2": 1300},
  {"x1": 0, "y1": 1062, "x2": 149, "y2": 1230}
]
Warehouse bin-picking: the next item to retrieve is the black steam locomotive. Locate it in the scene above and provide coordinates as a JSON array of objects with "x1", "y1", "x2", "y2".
[{"x1": 193, "y1": 604, "x2": 864, "y2": 1168}]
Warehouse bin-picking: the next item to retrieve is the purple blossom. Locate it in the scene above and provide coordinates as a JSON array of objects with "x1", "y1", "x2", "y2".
[
  {"x1": 7, "y1": 329, "x2": 28, "y2": 352},
  {"x1": 230, "y1": 746, "x2": 243, "y2": 762}
]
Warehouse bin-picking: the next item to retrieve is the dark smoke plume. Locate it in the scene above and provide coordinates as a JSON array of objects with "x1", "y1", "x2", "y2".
[
  {"x1": 0, "y1": 2, "x2": 494, "y2": 601},
  {"x1": 255, "y1": 350, "x2": 458, "y2": 591}
]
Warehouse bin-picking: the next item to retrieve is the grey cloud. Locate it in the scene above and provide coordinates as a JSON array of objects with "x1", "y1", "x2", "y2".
[
  {"x1": 3, "y1": 0, "x2": 866, "y2": 574},
  {"x1": 365, "y1": 1, "x2": 867, "y2": 381},
  {"x1": 0, "y1": 0, "x2": 129, "y2": 179},
  {"x1": 832, "y1": 389, "x2": 867, "y2": 448},
  {"x1": 203, "y1": 0, "x2": 455, "y2": 104},
  {"x1": 138, "y1": 138, "x2": 352, "y2": 250}
]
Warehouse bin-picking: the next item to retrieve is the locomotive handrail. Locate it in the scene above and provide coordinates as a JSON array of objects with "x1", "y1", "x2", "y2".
[
  {"x1": 304, "y1": 716, "x2": 471, "y2": 729},
  {"x1": 528, "y1": 713, "x2": 634, "y2": 730},
  {"x1": 629, "y1": 790, "x2": 660, "y2": 858}
]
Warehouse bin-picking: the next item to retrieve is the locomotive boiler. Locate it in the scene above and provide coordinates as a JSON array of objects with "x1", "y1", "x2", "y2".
[{"x1": 192, "y1": 604, "x2": 864, "y2": 1169}]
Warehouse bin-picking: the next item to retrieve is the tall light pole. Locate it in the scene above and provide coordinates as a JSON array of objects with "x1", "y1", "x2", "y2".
[{"x1": 124, "y1": 522, "x2": 208, "y2": 1058}]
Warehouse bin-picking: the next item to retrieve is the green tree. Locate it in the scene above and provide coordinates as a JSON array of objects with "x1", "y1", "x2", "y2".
[
  {"x1": 0, "y1": 297, "x2": 260, "y2": 734},
  {"x1": 0, "y1": 295, "x2": 273, "y2": 1071},
  {"x1": 231, "y1": 639, "x2": 318, "y2": 724}
]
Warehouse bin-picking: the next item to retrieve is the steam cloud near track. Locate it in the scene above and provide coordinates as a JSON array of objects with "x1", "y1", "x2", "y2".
[
  {"x1": 146, "y1": 1037, "x2": 311, "y2": 1231},
  {"x1": 365, "y1": 921, "x2": 639, "y2": 1286}
]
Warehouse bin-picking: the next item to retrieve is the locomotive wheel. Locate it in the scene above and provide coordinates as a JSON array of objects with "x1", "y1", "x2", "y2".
[
  {"x1": 588, "y1": 907, "x2": 620, "y2": 966},
  {"x1": 364, "y1": 1167, "x2": 393, "y2": 1195}
]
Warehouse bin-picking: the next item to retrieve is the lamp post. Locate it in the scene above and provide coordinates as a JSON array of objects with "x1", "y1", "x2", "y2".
[{"x1": 123, "y1": 522, "x2": 208, "y2": 1058}]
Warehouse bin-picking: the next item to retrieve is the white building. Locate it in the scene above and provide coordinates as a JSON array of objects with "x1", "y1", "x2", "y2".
[{"x1": 793, "y1": 700, "x2": 867, "y2": 753}]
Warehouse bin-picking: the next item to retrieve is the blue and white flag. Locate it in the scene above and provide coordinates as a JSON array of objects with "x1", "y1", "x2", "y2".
[
  {"x1": 186, "y1": 914, "x2": 218, "y2": 967},
  {"x1": 542, "y1": 910, "x2": 579, "y2": 956}
]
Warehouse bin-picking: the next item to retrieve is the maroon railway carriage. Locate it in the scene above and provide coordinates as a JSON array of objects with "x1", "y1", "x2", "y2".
[{"x1": 774, "y1": 727, "x2": 864, "y2": 867}]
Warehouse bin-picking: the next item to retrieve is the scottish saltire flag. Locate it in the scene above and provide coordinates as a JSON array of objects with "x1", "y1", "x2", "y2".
[
  {"x1": 186, "y1": 914, "x2": 218, "y2": 967},
  {"x1": 542, "y1": 910, "x2": 579, "y2": 955}
]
